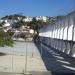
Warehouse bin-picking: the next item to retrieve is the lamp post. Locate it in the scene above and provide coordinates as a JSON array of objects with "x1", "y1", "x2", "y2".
[
  {"x1": 12, "y1": 46, "x2": 14, "y2": 70},
  {"x1": 24, "y1": 36, "x2": 28, "y2": 75},
  {"x1": 41, "y1": 37, "x2": 43, "y2": 57}
]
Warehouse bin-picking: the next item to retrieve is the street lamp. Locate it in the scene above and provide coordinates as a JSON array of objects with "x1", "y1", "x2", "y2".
[
  {"x1": 24, "y1": 36, "x2": 28, "y2": 75},
  {"x1": 40, "y1": 36, "x2": 43, "y2": 57}
]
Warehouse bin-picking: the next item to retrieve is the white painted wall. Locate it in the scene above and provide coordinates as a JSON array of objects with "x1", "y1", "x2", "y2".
[
  {"x1": 73, "y1": 17, "x2": 75, "y2": 41},
  {"x1": 67, "y1": 17, "x2": 73, "y2": 40},
  {"x1": 60, "y1": 21, "x2": 64, "y2": 39},
  {"x1": 63, "y1": 19, "x2": 68, "y2": 40}
]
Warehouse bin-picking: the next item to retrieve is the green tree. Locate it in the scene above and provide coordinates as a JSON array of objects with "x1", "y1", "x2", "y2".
[
  {"x1": 29, "y1": 18, "x2": 45, "y2": 30},
  {"x1": 15, "y1": 20, "x2": 26, "y2": 28},
  {"x1": 0, "y1": 31, "x2": 14, "y2": 47}
]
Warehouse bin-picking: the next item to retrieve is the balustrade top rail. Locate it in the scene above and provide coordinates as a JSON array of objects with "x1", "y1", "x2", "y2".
[{"x1": 39, "y1": 11, "x2": 75, "y2": 41}]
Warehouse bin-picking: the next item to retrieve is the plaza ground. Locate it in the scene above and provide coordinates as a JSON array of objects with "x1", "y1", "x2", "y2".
[{"x1": 0, "y1": 41, "x2": 75, "y2": 75}]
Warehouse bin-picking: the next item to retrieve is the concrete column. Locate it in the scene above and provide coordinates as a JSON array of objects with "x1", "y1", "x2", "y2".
[
  {"x1": 62, "y1": 41, "x2": 66, "y2": 53},
  {"x1": 65, "y1": 42, "x2": 71, "y2": 54},
  {"x1": 71, "y1": 43, "x2": 75, "y2": 57}
]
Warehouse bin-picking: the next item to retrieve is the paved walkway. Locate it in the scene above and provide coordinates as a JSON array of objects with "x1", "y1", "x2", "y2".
[
  {"x1": 1, "y1": 41, "x2": 75, "y2": 75},
  {"x1": 35, "y1": 41, "x2": 75, "y2": 75},
  {"x1": 0, "y1": 41, "x2": 47, "y2": 75},
  {"x1": 0, "y1": 72, "x2": 23, "y2": 75}
]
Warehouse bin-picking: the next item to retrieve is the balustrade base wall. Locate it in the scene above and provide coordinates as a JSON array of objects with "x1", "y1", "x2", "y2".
[{"x1": 39, "y1": 36, "x2": 75, "y2": 58}]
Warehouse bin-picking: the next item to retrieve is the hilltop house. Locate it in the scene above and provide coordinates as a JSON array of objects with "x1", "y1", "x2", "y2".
[
  {"x1": 2, "y1": 20, "x2": 12, "y2": 32},
  {"x1": 35, "y1": 16, "x2": 48, "y2": 22},
  {"x1": 23, "y1": 16, "x2": 33, "y2": 22}
]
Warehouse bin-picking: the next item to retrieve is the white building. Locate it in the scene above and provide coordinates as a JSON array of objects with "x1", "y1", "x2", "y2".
[
  {"x1": 23, "y1": 16, "x2": 33, "y2": 22},
  {"x1": 18, "y1": 17, "x2": 22, "y2": 20},
  {"x1": 2, "y1": 20, "x2": 12, "y2": 32},
  {"x1": 0, "y1": 19, "x2": 4, "y2": 23},
  {"x1": 35, "y1": 16, "x2": 48, "y2": 22}
]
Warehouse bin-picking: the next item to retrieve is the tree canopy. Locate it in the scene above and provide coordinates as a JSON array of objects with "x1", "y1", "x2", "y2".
[{"x1": 0, "y1": 31, "x2": 14, "y2": 47}]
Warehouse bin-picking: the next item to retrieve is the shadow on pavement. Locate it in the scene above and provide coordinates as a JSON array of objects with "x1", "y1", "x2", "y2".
[
  {"x1": 34, "y1": 41, "x2": 75, "y2": 75},
  {"x1": 0, "y1": 52, "x2": 7, "y2": 56}
]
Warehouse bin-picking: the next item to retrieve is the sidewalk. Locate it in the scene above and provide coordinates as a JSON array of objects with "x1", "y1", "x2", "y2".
[
  {"x1": 0, "y1": 42, "x2": 47, "y2": 74},
  {"x1": 0, "y1": 72, "x2": 23, "y2": 75},
  {"x1": 35, "y1": 41, "x2": 75, "y2": 75}
]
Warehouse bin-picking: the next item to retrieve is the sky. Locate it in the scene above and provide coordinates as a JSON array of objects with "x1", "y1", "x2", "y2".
[{"x1": 0, "y1": 0, "x2": 75, "y2": 17}]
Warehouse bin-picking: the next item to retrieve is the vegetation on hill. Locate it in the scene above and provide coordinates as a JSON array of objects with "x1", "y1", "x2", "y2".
[
  {"x1": 28, "y1": 18, "x2": 47, "y2": 30},
  {"x1": 1, "y1": 14, "x2": 26, "y2": 20},
  {"x1": 0, "y1": 14, "x2": 65, "y2": 47},
  {"x1": 15, "y1": 20, "x2": 26, "y2": 28},
  {"x1": 1, "y1": 14, "x2": 65, "y2": 31}
]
